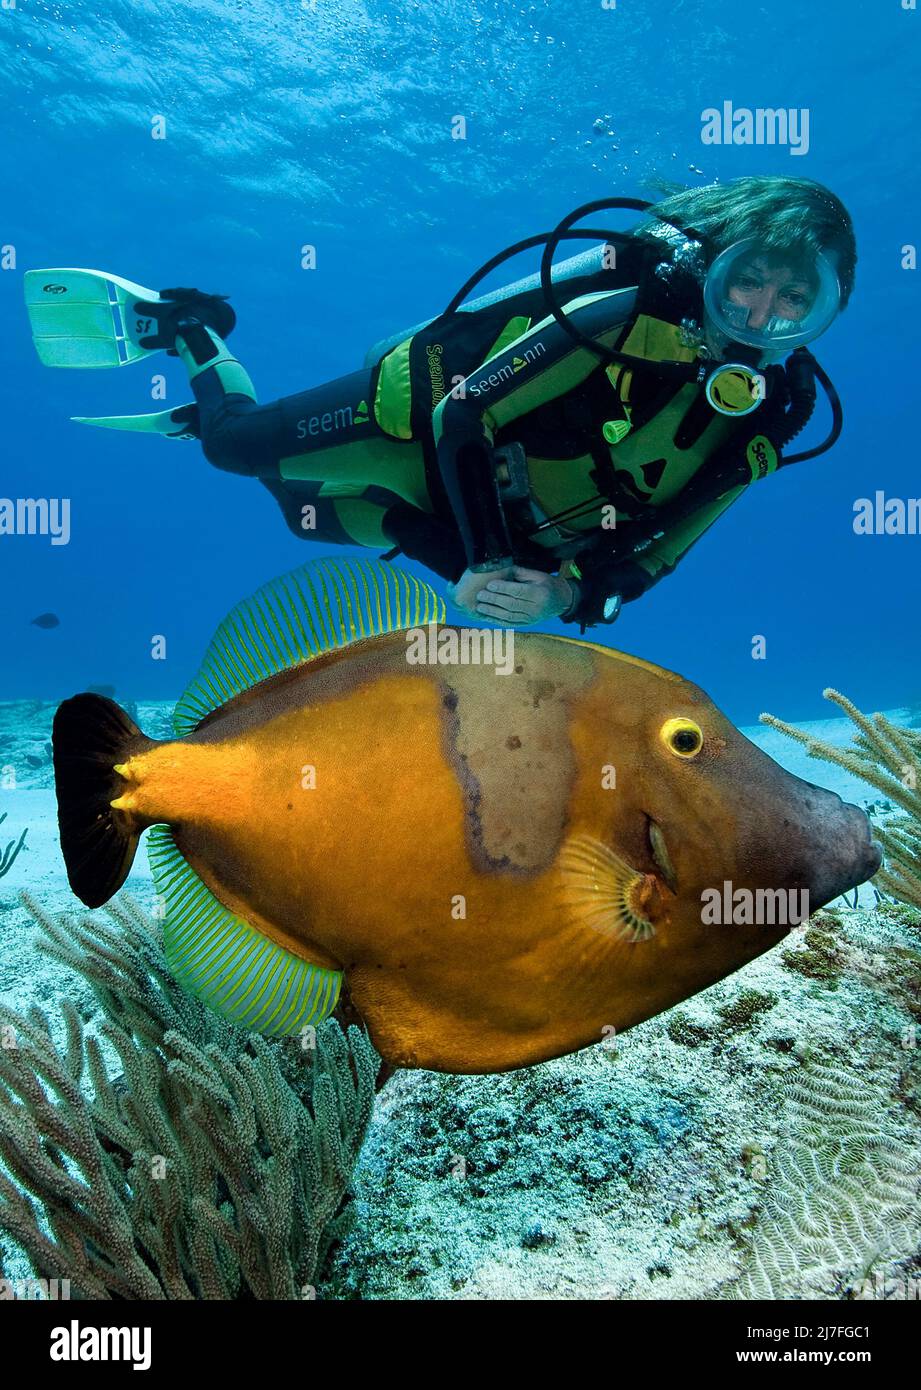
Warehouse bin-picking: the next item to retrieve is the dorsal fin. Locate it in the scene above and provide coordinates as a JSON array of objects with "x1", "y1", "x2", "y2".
[{"x1": 173, "y1": 556, "x2": 445, "y2": 736}]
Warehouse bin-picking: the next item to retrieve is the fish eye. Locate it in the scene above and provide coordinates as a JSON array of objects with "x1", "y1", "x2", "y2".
[{"x1": 660, "y1": 717, "x2": 703, "y2": 758}]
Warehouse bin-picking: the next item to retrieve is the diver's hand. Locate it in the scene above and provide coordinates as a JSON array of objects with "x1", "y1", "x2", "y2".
[
  {"x1": 473, "y1": 567, "x2": 576, "y2": 627},
  {"x1": 448, "y1": 565, "x2": 516, "y2": 618}
]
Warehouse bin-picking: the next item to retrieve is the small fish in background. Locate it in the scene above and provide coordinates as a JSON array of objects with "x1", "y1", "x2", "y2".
[
  {"x1": 51, "y1": 558, "x2": 882, "y2": 1076},
  {"x1": 30, "y1": 613, "x2": 60, "y2": 630},
  {"x1": 24, "y1": 739, "x2": 54, "y2": 772},
  {"x1": 26, "y1": 741, "x2": 53, "y2": 769}
]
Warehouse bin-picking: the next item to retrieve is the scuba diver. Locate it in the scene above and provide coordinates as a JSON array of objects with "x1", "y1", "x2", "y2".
[{"x1": 25, "y1": 175, "x2": 855, "y2": 629}]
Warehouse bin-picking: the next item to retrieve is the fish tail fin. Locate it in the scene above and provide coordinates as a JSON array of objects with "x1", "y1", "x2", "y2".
[{"x1": 52, "y1": 693, "x2": 155, "y2": 908}]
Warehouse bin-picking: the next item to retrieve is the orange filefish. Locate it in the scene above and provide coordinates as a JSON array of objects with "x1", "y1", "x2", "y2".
[{"x1": 52, "y1": 558, "x2": 880, "y2": 1074}]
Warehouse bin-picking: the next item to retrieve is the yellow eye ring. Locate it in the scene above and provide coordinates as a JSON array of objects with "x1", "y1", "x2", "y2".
[{"x1": 660, "y1": 717, "x2": 703, "y2": 759}]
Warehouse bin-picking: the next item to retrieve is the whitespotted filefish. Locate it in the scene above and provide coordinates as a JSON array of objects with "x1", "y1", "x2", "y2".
[{"x1": 52, "y1": 558, "x2": 881, "y2": 1073}]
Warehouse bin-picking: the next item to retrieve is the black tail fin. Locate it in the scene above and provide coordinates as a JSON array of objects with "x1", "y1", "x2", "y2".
[{"x1": 52, "y1": 694, "x2": 154, "y2": 908}]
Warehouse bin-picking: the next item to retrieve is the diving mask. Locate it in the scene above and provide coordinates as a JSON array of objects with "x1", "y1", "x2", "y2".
[{"x1": 703, "y1": 238, "x2": 841, "y2": 352}]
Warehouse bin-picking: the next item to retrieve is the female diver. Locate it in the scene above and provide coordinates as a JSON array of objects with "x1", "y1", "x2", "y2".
[{"x1": 26, "y1": 175, "x2": 856, "y2": 629}]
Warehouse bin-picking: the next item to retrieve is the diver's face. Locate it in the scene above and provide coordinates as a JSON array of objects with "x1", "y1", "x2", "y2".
[{"x1": 726, "y1": 255, "x2": 814, "y2": 328}]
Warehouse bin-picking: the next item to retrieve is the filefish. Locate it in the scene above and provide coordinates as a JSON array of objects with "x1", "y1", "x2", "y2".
[
  {"x1": 30, "y1": 612, "x2": 60, "y2": 629},
  {"x1": 52, "y1": 558, "x2": 880, "y2": 1074}
]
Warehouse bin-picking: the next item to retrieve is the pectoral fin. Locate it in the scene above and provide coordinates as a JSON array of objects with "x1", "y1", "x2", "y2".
[{"x1": 558, "y1": 834, "x2": 665, "y2": 944}]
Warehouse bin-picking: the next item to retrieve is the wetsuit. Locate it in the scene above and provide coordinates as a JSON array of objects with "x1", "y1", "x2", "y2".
[{"x1": 174, "y1": 256, "x2": 788, "y2": 627}]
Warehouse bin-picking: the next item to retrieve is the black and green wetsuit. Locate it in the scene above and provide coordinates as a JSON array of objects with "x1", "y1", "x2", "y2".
[{"x1": 175, "y1": 245, "x2": 791, "y2": 627}]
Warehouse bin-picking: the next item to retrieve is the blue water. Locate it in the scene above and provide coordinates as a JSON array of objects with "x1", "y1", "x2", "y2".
[{"x1": 1, "y1": 0, "x2": 919, "y2": 725}]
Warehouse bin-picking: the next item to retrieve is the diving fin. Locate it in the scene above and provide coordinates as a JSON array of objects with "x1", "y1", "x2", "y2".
[
  {"x1": 24, "y1": 269, "x2": 234, "y2": 369},
  {"x1": 26, "y1": 269, "x2": 169, "y2": 368},
  {"x1": 72, "y1": 403, "x2": 200, "y2": 440}
]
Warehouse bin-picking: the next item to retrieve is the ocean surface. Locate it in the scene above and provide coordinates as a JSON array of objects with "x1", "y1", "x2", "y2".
[{"x1": 0, "y1": 0, "x2": 919, "y2": 1310}]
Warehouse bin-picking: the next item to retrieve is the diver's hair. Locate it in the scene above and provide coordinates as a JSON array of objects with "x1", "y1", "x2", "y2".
[{"x1": 638, "y1": 176, "x2": 857, "y2": 308}]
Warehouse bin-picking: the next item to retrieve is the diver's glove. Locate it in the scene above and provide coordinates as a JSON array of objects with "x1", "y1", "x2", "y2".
[
  {"x1": 466, "y1": 567, "x2": 577, "y2": 627},
  {"x1": 133, "y1": 288, "x2": 237, "y2": 355}
]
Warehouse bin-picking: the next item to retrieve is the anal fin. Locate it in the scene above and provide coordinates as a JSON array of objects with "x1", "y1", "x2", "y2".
[{"x1": 148, "y1": 825, "x2": 341, "y2": 1036}]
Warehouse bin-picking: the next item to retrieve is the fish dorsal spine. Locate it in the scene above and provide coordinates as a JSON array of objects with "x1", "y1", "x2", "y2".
[{"x1": 172, "y1": 556, "x2": 445, "y2": 736}]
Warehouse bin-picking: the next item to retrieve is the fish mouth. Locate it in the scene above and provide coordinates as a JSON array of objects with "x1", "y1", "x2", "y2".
[
  {"x1": 794, "y1": 794, "x2": 884, "y2": 908},
  {"x1": 647, "y1": 817, "x2": 678, "y2": 894}
]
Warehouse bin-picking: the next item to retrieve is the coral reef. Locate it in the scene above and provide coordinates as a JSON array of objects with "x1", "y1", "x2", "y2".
[
  {"x1": 761, "y1": 691, "x2": 921, "y2": 911},
  {"x1": 717, "y1": 990, "x2": 778, "y2": 1030},
  {"x1": 666, "y1": 1012, "x2": 712, "y2": 1047},
  {"x1": 780, "y1": 915, "x2": 844, "y2": 986},
  {"x1": 326, "y1": 902, "x2": 921, "y2": 1300},
  {"x1": 726, "y1": 1050, "x2": 921, "y2": 1300},
  {"x1": 0, "y1": 894, "x2": 378, "y2": 1299},
  {"x1": 0, "y1": 812, "x2": 28, "y2": 880}
]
